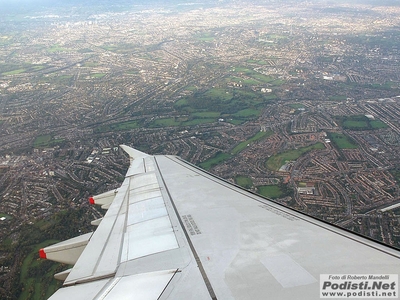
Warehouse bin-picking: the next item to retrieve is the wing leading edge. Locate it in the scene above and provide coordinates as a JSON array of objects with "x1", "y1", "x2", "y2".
[{"x1": 42, "y1": 145, "x2": 400, "y2": 300}]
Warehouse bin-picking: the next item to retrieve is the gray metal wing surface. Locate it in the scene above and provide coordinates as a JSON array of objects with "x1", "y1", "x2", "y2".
[{"x1": 43, "y1": 145, "x2": 400, "y2": 300}]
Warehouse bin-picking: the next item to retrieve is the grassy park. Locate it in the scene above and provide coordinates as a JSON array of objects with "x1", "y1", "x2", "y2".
[
  {"x1": 18, "y1": 240, "x2": 63, "y2": 300},
  {"x1": 328, "y1": 132, "x2": 358, "y2": 149},
  {"x1": 199, "y1": 152, "x2": 231, "y2": 170},
  {"x1": 33, "y1": 135, "x2": 64, "y2": 148},
  {"x1": 47, "y1": 45, "x2": 69, "y2": 53},
  {"x1": 2, "y1": 68, "x2": 26, "y2": 75},
  {"x1": 235, "y1": 175, "x2": 253, "y2": 189},
  {"x1": 174, "y1": 84, "x2": 275, "y2": 126},
  {"x1": 257, "y1": 185, "x2": 284, "y2": 199},
  {"x1": 231, "y1": 131, "x2": 272, "y2": 155},
  {"x1": 7, "y1": 209, "x2": 94, "y2": 299},
  {"x1": 266, "y1": 142, "x2": 325, "y2": 171},
  {"x1": 338, "y1": 115, "x2": 388, "y2": 130},
  {"x1": 200, "y1": 130, "x2": 273, "y2": 170}
]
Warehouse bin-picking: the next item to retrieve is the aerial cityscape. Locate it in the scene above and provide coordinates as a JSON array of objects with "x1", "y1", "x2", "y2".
[{"x1": 0, "y1": 0, "x2": 400, "y2": 298}]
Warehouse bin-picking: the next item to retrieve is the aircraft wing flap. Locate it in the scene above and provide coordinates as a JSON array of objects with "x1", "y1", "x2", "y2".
[
  {"x1": 90, "y1": 218, "x2": 102, "y2": 226},
  {"x1": 122, "y1": 215, "x2": 179, "y2": 262},
  {"x1": 50, "y1": 269, "x2": 177, "y2": 300},
  {"x1": 127, "y1": 196, "x2": 166, "y2": 224},
  {"x1": 54, "y1": 269, "x2": 72, "y2": 281},
  {"x1": 64, "y1": 177, "x2": 130, "y2": 284},
  {"x1": 48, "y1": 278, "x2": 111, "y2": 300},
  {"x1": 119, "y1": 170, "x2": 180, "y2": 262},
  {"x1": 99, "y1": 269, "x2": 178, "y2": 300},
  {"x1": 63, "y1": 152, "x2": 182, "y2": 287}
]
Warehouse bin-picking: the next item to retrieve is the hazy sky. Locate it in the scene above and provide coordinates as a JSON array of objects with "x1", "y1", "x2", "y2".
[
  {"x1": 0, "y1": 0, "x2": 398, "y2": 14},
  {"x1": 0, "y1": 0, "x2": 397, "y2": 4}
]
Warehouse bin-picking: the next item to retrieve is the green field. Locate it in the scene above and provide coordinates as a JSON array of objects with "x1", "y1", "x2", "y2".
[
  {"x1": 0, "y1": 213, "x2": 11, "y2": 219},
  {"x1": 235, "y1": 175, "x2": 253, "y2": 189},
  {"x1": 242, "y1": 78, "x2": 260, "y2": 85},
  {"x1": 96, "y1": 120, "x2": 140, "y2": 132},
  {"x1": 175, "y1": 85, "x2": 272, "y2": 123},
  {"x1": 231, "y1": 131, "x2": 272, "y2": 155},
  {"x1": 390, "y1": 170, "x2": 400, "y2": 183},
  {"x1": 246, "y1": 59, "x2": 268, "y2": 65},
  {"x1": 185, "y1": 85, "x2": 198, "y2": 91},
  {"x1": 370, "y1": 82, "x2": 397, "y2": 90},
  {"x1": 232, "y1": 67, "x2": 285, "y2": 86},
  {"x1": 47, "y1": 45, "x2": 68, "y2": 53},
  {"x1": 225, "y1": 119, "x2": 243, "y2": 125},
  {"x1": 2, "y1": 237, "x2": 12, "y2": 248},
  {"x1": 32, "y1": 65, "x2": 45, "y2": 71},
  {"x1": 253, "y1": 74, "x2": 275, "y2": 83},
  {"x1": 43, "y1": 74, "x2": 74, "y2": 85},
  {"x1": 33, "y1": 135, "x2": 64, "y2": 148},
  {"x1": 233, "y1": 67, "x2": 252, "y2": 73},
  {"x1": 289, "y1": 103, "x2": 305, "y2": 109},
  {"x1": 199, "y1": 152, "x2": 231, "y2": 170},
  {"x1": 175, "y1": 98, "x2": 189, "y2": 108},
  {"x1": 196, "y1": 32, "x2": 215, "y2": 41},
  {"x1": 263, "y1": 94, "x2": 278, "y2": 100},
  {"x1": 328, "y1": 132, "x2": 358, "y2": 149},
  {"x1": 339, "y1": 115, "x2": 388, "y2": 130},
  {"x1": 257, "y1": 185, "x2": 284, "y2": 199},
  {"x1": 204, "y1": 88, "x2": 233, "y2": 101},
  {"x1": 266, "y1": 142, "x2": 325, "y2": 171},
  {"x1": 199, "y1": 131, "x2": 273, "y2": 170},
  {"x1": 370, "y1": 120, "x2": 388, "y2": 129},
  {"x1": 172, "y1": 72, "x2": 279, "y2": 126},
  {"x1": 83, "y1": 62, "x2": 99, "y2": 68},
  {"x1": 262, "y1": 34, "x2": 289, "y2": 41},
  {"x1": 7, "y1": 208, "x2": 96, "y2": 299},
  {"x1": 184, "y1": 118, "x2": 216, "y2": 126},
  {"x1": 2, "y1": 68, "x2": 26, "y2": 75},
  {"x1": 19, "y1": 240, "x2": 63, "y2": 300},
  {"x1": 233, "y1": 108, "x2": 261, "y2": 118},
  {"x1": 191, "y1": 111, "x2": 221, "y2": 118},
  {"x1": 226, "y1": 76, "x2": 248, "y2": 84},
  {"x1": 343, "y1": 119, "x2": 368, "y2": 129},
  {"x1": 341, "y1": 115, "x2": 369, "y2": 130},
  {"x1": 102, "y1": 45, "x2": 119, "y2": 51},
  {"x1": 33, "y1": 134, "x2": 50, "y2": 146},
  {"x1": 173, "y1": 86, "x2": 272, "y2": 126},
  {"x1": 91, "y1": 73, "x2": 106, "y2": 78}
]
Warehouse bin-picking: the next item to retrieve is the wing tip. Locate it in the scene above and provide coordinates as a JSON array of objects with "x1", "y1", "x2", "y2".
[
  {"x1": 39, "y1": 248, "x2": 47, "y2": 259},
  {"x1": 120, "y1": 145, "x2": 149, "y2": 160}
]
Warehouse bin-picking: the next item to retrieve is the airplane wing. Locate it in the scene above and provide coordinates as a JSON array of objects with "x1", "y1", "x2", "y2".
[{"x1": 40, "y1": 145, "x2": 400, "y2": 300}]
